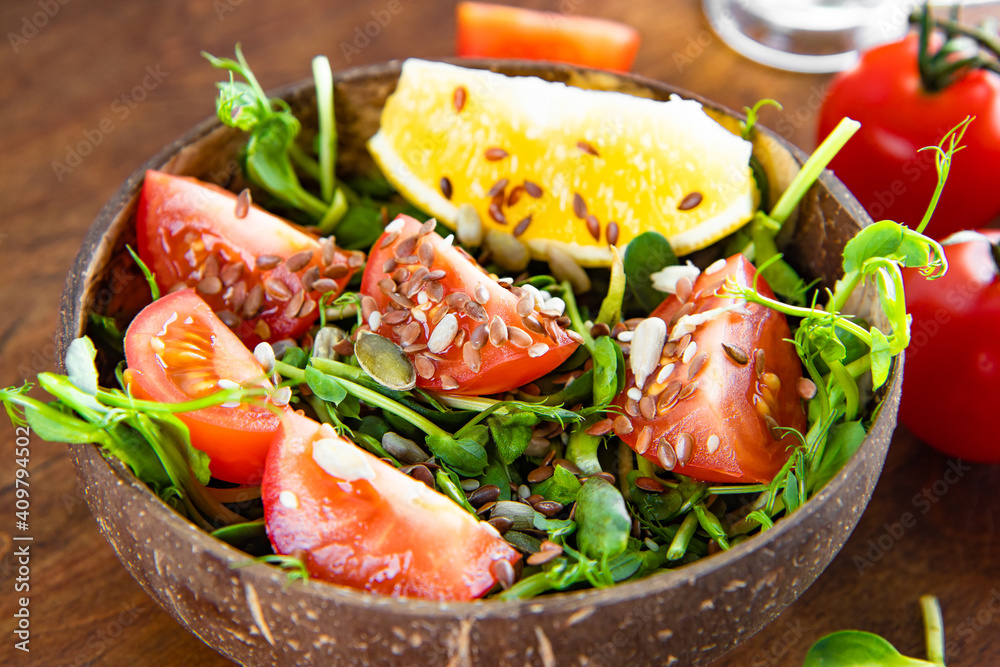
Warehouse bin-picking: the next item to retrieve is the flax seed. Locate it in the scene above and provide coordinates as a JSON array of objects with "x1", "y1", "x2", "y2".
[
  {"x1": 487, "y1": 178, "x2": 509, "y2": 199},
  {"x1": 678, "y1": 192, "x2": 703, "y2": 211},
  {"x1": 675, "y1": 432, "x2": 694, "y2": 465},
  {"x1": 380, "y1": 229, "x2": 400, "y2": 248},
  {"x1": 440, "y1": 375, "x2": 460, "y2": 390},
  {"x1": 636, "y1": 477, "x2": 665, "y2": 493},
  {"x1": 723, "y1": 342, "x2": 749, "y2": 365},
  {"x1": 513, "y1": 215, "x2": 532, "y2": 237},
  {"x1": 256, "y1": 254, "x2": 281, "y2": 270},
  {"x1": 414, "y1": 356, "x2": 435, "y2": 379},
  {"x1": 285, "y1": 249, "x2": 314, "y2": 273},
  {"x1": 484, "y1": 147, "x2": 508, "y2": 161},
  {"x1": 284, "y1": 290, "x2": 306, "y2": 319},
  {"x1": 465, "y1": 300, "x2": 488, "y2": 322},
  {"x1": 586, "y1": 419, "x2": 613, "y2": 436}
]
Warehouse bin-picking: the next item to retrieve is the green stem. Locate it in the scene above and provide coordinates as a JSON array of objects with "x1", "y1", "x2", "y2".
[
  {"x1": 771, "y1": 117, "x2": 861, "y2": 225},
  {"x1": 708, "y1": 484, "x2": 767, "y2": 495},
  {"x1": 288, "y1": 143, "x2": 322, "y2": 182},
  {"x1": 595, "y1": 249, "x2": 626, "y2": 327},
  {"x1": 560, "y1": 280, "x2": 596, "y2": 353},
  {"x1": 666, "y1": 512, "x2": 699, "y2": 560},
  {"x1": 316, "y1": 187, "x2": 349, "y2": 235},
  {"x1": 920, "y1": 595, "x2": 947, "y2": 667},
  {"x1": 312, "y1": 55, "x2": 336, "y2": 204},
  {"x1": 566, "y1": 426, "x2": 602, "y2": 475},
  {"x1": 732, "y1": 286, "x2": 873, "y2": 347}
]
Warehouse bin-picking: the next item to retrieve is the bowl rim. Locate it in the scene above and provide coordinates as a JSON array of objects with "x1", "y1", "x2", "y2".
[{"x1": 58, "y1": 57, "x2": 889, "y2": 619}]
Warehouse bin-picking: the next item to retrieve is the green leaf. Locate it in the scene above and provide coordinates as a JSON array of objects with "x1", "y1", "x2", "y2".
[
  {"x1": 65, "y1": 337, "x2": 100, "y2": 397},
  {"x1": 870, "y1": 327, "x2": 892, "y2": 390},
  {"x1": 329, "y1": 203, "x2": 384, "y2": 250},
  {"x1": 479, "y1": 458, "x2": 512, "y2": 502},
  {"x1": 425, "y1": 434, "x2": 488, "y2": 477},
  {"x1": 435, "y1": 468, "x2": 477, "y2": 514},
  {"x1": 575, "y1": 477, "x2": 631, "y2": 562},
  {"x1": 532, "y1": 465, "x2": 582, "y2": 505},
  {"x1": 488, "y1": 411, "x2": 538, "y2": 466},
  {"x1": 623, "y1": 231, "x2": 677, "y2": 312},
  {"x1": 23, "y1": 401, "x2": 107, "y2": 444},
  {"x1": 784, "y1": 471, "x2": 800, "y2": 513},
  {"x1": 803, "y1": 631, "x2": 936, "y2": 666},
  {"x1": 811, "y1": 420, "x2": 867, "y2": 491},
  {"x1": 211, "y1": 519, "x2": 270, "y2": 555},
  {"x1": 305, "y1": 366, "x2": 348, "y2": 404},
  {"x1": 592, "y1": 336, "x2": 621, "y2": 407}
]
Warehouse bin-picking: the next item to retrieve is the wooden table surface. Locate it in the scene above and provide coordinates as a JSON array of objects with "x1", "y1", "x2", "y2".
[{"x1": 2, "y1": 1, "x2": 999, "y2": 665}]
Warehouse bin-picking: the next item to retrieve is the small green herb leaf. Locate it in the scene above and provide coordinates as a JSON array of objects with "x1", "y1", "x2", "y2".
[
  {"x1": 575, "y1": 477, "x2": 631, "y2": 562},
  {"x1": 870, "y1": 327, "x2": 892, "y2": 390},
  {"x1": 803, "y1": 631, "x2": 937, "y2": 666},
  {"x1": 624, "y1": 231, "x2": 677, "y2": 312},
  {"x1": 488, "y1": 411, "x2": 538, "y2": 466},
  {"x1": 425, "y1": 434, "x2": 488, "y2": 477},
  {"x1": 305, "y1": 366, "x2": 348, "y2": 404}
]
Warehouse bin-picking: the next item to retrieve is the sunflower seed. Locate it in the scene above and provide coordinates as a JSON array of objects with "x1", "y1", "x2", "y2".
[
  {"x1": 705, "y1": 257, "x2": 728, "y2": 275},
  {"x1": 474, "y1": 284, "x2": 491, "y2": 305},
  {"x1": 630, "y1": 317, "x2": 668, "y2": 390},
  {"x1": 505, "y1": 326, "x2": 531, "y2": 349},
  {"x1": 243, "y1": 284, "x2": 263, "y2": 318},
  {"x1": 253, "y1": 342, "x2": 276, "y2": 373},
  {"x1": 220, "y1": 261, "x2": 245, "y2": 287},
  {"x1": 682, "y1": 340, "x2": 699, "y2": 364},
  {"x1": 427, "y1": 313, "x2": 459, "y2": 353},
  {"x1": 678, "y1": 381, "x2": 699, "y2": 401}
]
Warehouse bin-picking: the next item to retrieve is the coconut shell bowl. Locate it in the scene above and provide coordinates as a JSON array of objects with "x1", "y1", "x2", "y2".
[{"x1": 57, "y1": 60, "x2": 895, "y2": 666}]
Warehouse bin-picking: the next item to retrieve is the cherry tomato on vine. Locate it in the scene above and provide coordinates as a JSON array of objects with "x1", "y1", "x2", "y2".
[
  {"x1": 900, "y1": 230, "x2": 1000, "y2": 462},
  {"x1": 818, "y1": 19, "x2": 1000, "y2": 239}
]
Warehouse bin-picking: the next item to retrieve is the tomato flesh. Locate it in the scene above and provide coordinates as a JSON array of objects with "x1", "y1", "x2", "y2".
[
  {"x1": 456, "y1": 1, "x2": 640, "y2": 73},
  {"x1": 360, "y1": 215, "x2": 579, "y2": 395},
  {"x1": 900, "y1": 230, "x2": 1000, "y2": 462},
  {"x1": 136, "y1": 170, "x2": 362, "y2": 348},
  {"x1": 818, "y1": 34, "x2": 1000, "y2": 239},
  {"x1": 262, "y1": 411, "x2": 520, "y2": 600},
  {"x1": 123, "y1": 289, "x2": 281, "y2": 485},
  {"x1": 614, "y1": 255, "x2": 806, "y2": 485}
]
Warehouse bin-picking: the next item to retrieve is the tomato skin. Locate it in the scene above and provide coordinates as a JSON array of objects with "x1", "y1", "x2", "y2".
[
  {"x1": 136, "y1": 170, "x2": 361, "y2": 348},
  {"x1": 900, "y1": 230, "x2": 1000, "y2": 462},
  {"x1": 123, "y1": 289, "x2": 282, "y2": 484},
  {"x1": 360, "y1": 215, "x2": 579, "y2": 395},
  {"x1": 818, "y1": 34, "x2": 1000, "y2": 239},
  {"x1": 262, "y1": 411, "x2": 520, "y2": 600},
  {"x1": 614, "y1": 255, "x2": 806, "y2": 485},
  {"x1": 456, "y1": 1, "x2": 640, "y2": 73}
]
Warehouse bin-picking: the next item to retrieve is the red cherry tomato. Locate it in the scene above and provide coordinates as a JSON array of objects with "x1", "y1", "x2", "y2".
[
  {"x1": 818, "y1": 34, "x2": 1000, "y2": 239},
  {"x1": 900, "y1": 230, "x2": 1000, "y2": 462},
  {"x1": 456, "y1": 1, "x2": 640, "y2": 73},
  {"x1": 360, "y1": 215, "x2": 580, "y2": 395},
  {"x1": 614, "y1": 255, "x2": 807, "y2": 484},
  {"x1": 136, "y1": 170, "x2": 361, "y2": 348},
  {"x1": 262, "y1": 411, "x2": 520, "y2": 600},
  {"x1": 123, "y1": 289, "x2": 281, "y2": 484}
]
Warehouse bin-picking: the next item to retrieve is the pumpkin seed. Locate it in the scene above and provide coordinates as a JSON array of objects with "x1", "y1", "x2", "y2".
[{"x1": 354, "y1": 331, "x2": 416, "y2": 391}]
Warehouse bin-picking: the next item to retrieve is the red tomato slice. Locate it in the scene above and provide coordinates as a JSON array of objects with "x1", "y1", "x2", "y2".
[
  {"x1": 136, "y1": 170, "x2": 363, "y2": 348},
  {"x1": 262, "y1": 411, "x2": 520, "y2": 600},
  {"x1": 123, "y1": 289, "x2": 281, "y2": 485},
  {"x1": 456, "y1": 2, "x2": 640, "y2": 73},
  {"x1": 613, "y1": 255, "x2": 807, "y2": 484},
  {"x1": 359, "y1": 215, "x2": 580, "y2": 395}
]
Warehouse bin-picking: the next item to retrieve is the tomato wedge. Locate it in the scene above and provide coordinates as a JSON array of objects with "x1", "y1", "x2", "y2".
[
  {"x1": 136, "y1": 170, "x2": 363, "y2": 348},
  {"x1": 456, "y1": 2, "x2": 641, "y2": 73},
  {"x1": 613, "y1": 255, "x2": 807, "y2": 484},
  {"x1": 123, "y1": 289, "x2": 281, "y2": 485},
  {"x1": 359, "y1": 215, "x2": 580, "y2": 395},
  {"x1": 262, "y1": 411, "x2": 520, "y2": 600}
]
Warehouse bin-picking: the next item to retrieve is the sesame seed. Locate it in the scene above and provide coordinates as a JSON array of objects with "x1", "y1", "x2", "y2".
[{"x1": 385, "y1": 217, "x2": 406, "y2": 234}]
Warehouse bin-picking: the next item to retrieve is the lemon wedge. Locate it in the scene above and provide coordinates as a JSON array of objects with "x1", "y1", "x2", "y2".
[{"x1": 368, "y1": 59, "x2": 757, "y2": 266}]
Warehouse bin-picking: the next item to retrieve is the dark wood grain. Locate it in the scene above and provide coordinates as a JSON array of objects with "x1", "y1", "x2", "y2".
[{"x1": 0, "y1": 1, "x2": 997, "y2": 666}]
